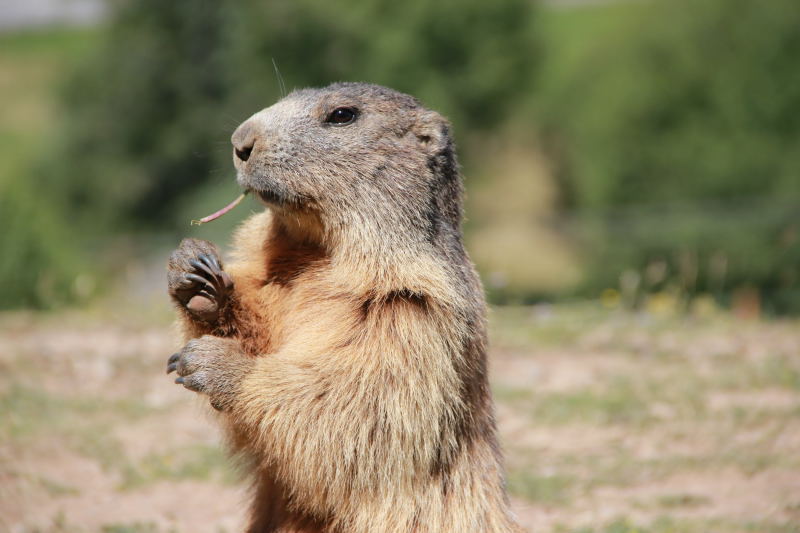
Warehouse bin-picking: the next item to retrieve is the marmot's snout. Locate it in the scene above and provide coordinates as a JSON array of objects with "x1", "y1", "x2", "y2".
[
  {"x1": 231, "y1": 105, "x2": 305, "y2": 208},
  {"x1": 231, "y1": 121, "x2": 256, "y2": 163}
]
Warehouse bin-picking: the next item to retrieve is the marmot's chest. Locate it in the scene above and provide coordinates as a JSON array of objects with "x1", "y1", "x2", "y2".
[
  {"x1": 263, "y1": 237, "x2": 327, "y2": 287},
  {"x1": 237, "y1": 256, "x2": 361, "y2": 358}
]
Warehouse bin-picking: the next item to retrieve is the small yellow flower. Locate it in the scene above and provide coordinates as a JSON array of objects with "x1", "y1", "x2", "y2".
[
  {"x1": 601, "y1": 288, "x2": 620, "y2": 309},
  {"x1": 646, "y1": 291, "x2": 678, "y2": 316},
  {"x1": 691, "y1": 294, "x2": 718, "y2": 318}
]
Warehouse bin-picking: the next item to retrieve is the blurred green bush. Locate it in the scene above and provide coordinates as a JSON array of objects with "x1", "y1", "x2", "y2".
[
  {"x1": 5, "y1": 0, "x2": 538, "y2": 308},
  {"x1": 0, "y1": 29, "x2": 96, "y2": 309},
  {"x1": 45, "y1": 0, "x2": 539, "y2": 229},
  {"x1": 0, "y1": 180, "x2": 81, "y2": 309},
  {"x1": 538, "y1": 0, "x2": 800, "y2": 312},
  {"x1": 4, "y1": 0, "x2": 800, "y2": 312}
]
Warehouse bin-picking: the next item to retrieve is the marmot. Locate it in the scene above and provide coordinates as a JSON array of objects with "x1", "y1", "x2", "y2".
[{"x1": 166, "y1": 82, "x2": 521, "y2": 533}]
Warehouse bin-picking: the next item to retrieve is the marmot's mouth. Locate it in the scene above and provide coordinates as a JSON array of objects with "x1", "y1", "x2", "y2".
[
  {"x1": 255, "y1": 188, "x2": 289, "y2": 206},
  {"x1": 238, "y1": 172, "x2": 307, "y2": 209}
]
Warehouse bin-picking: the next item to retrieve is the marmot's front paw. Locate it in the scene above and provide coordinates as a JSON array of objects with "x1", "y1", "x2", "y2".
[
  {"x1": 167, "y1": 238, "x2": 233, "y2": 324},
  {"x1": 167, "y1": 335, "x2": 252, "y2": 411}
]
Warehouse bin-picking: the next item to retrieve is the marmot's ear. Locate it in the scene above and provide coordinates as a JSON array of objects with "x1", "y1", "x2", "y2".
[{"x1": 412, "y1": 110, "x2": 451, "y2": 155}]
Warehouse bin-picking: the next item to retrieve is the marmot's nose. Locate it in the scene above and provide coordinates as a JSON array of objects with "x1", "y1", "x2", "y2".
[{"x1": 231, "y1": 122, "x2": 256, "y2": 163}]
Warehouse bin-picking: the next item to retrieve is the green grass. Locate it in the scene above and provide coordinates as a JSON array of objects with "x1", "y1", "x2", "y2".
[
  {"x1": 120, "y1": 444, "x2": 239, "y2": 490},
  {"x1": 0, "y1": 382, "x2": 238, "y2": 490},
  {"x1": 0, "y1": 383, "x2": 153, "y2": 441},
  {"x1": 531, "y1": 379, "x2": 654, "y2": 425},
  {"x1": 0, "y1": 27, "x2": 98, "y2": 55},
  {"x1": 496, "y1": 372, "x2": 708, "y2": 427},
  {"x1": 492, "y1": 303, "x2": 800, "y2": 528},
  {"x1": 562, "y1": 517, "x2": 800, "y2": 533},
  {"x1": 101, "y1": 523, "x2": 161, "y2": 533},
  {"x1": 507, "y1": 471, "x2": 575, "y2": 504},
  {"x1": 0, "y1": 382, "x2": 155, "y2": 478},
  {"x1": 713, "y1": 353, "x2": 800, "y2": 391},
  {"x1": 488, "y1": 303, "x2": 614, "y2": 348},
  {"x1": 655, "y1": 493, "x2": 711, "y2": 509}
]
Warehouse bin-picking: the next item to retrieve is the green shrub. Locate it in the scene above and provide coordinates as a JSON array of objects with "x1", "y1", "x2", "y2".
[
  {"x1": 44, "y1": 0, "x2": 540, "y2": 231},
  {"x1": 0, "y1": 179, "x2": 83, "y2": 309},
  {"x1": 539, "y1": 0, "x2": 800, "y2": 310}
]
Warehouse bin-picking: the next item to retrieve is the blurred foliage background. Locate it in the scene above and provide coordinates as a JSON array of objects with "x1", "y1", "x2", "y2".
[{"x1": 1, "y1": 0, "x2": 798, "y2": 313}]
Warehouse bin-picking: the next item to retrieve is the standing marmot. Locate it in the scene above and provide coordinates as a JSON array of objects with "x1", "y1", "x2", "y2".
[{"x1": 167, "y1": 82, "x2": 521, "y2": 533}]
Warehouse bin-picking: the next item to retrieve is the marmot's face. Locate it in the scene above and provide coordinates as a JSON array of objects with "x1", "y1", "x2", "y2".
[{"x1": 231, "y1": 83, "x2": 452, "y2": 225}]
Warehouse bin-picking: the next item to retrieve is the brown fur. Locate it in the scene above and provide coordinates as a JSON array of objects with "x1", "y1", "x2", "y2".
[{"x1": 167, "y1": 83, "x2": 522, "y2": 532}]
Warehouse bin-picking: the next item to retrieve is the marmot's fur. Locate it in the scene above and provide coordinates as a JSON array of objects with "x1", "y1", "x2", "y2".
[{"x1": 167, "y1": 83, "x2": 521, "y2": 533}]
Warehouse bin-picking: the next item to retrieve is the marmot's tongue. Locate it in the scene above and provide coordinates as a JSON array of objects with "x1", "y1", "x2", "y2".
[{"x1": 190, "y1": 191, "x2": 249, "y2": 225}]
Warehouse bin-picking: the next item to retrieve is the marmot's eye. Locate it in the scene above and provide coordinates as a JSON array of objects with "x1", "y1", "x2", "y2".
[{"x1": 326, "y1": 107, "x2": 357, "y2": 125}]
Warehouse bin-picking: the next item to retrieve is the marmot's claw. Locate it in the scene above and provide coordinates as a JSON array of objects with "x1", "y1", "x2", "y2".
[
  {"x1": 167, "y1": 238, "x2": 234, "y2": 324},
  {"x1": 203, "y1": 253, "x2": 222, "y2": 272},
  {"x1": 199, "y1": 253, "x2": 222, "y2": 272},
  {"x1": 167, "y1": 352, "x2": 180, "y2": 374},
  {"x1": 168, "y1": 335, "x2": 250, "y2": 411},
  {"x1": 184, "y1": 272, "x2": 218, "y2": 296},
  {"x1": 189, "y1": 258, "x2": 217, "y2": 283},
  {"x1": 188, "y1": 258, "x2": 232, "y2": 299}
]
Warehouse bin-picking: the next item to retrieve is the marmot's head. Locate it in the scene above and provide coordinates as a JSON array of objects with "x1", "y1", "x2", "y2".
[{"x1": 231, "y1": 83, "x2": 463, "y2": 246}]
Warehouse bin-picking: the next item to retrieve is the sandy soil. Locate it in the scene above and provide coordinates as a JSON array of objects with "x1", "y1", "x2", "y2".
[{"x1": 1, "y1": 305, "x2": 799, "y2": 532}]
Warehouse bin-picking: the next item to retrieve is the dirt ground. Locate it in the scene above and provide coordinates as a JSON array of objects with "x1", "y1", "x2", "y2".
[{"x1": 2, "y1": 302, "x2": 799, "y2": 533}]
